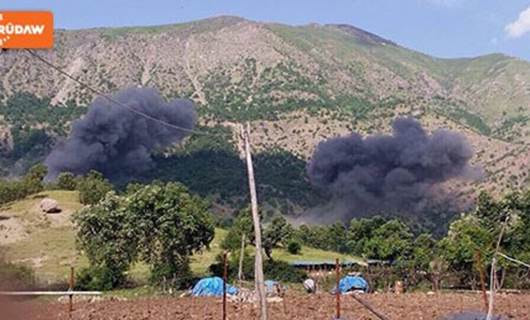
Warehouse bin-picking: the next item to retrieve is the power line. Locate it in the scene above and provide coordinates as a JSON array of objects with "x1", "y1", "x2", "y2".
[
  {"x1": 24, "y1": 49, "x2": 220, "y2": 137},
  {"x1": 498, "y1": 252, "x2": 530, "y2": 269}
]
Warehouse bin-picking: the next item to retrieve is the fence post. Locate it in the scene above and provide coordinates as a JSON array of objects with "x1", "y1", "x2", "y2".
[
  {"x1": 223, "y1": 251, "x2": 228, "y2": 320},
  {"x1": 68, "y1": 266, "x2": 74, "y2": 316},
  {"x1": 336, "y1": 258, "x2": 341, "y2": 319}
]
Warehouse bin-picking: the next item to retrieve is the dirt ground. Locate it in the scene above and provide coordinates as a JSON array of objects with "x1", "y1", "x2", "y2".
[{"x1": 2, "y1": 292, "x2": 529, "y2": 320}]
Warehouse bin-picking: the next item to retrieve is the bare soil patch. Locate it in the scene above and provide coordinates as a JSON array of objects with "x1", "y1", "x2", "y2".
[
  {"x1": 3, "y1": 292, "x2": 529, "y2": 320},
  {"x1": 0, "y1": 216, "x2": 26, "y2": 245}
]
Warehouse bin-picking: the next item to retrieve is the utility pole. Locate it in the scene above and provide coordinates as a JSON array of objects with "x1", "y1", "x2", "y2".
[
  {"x1": 487, "y1": 216, "x2": 509, "y2": 320},
  {"x1": 241, "y1": 123, "x2": 268, "y2": 320}
]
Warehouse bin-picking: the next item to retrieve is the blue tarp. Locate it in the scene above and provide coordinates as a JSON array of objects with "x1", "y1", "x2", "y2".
[
  {"x1": 191, "y1": 277, "x2": 238, "y2": 297},
  {"x1": 335, "y1": 275, "x2": 368, "y2": 293}
]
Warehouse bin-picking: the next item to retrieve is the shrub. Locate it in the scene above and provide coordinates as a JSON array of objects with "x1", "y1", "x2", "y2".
[
  {"x1": 56, "y1": 172, "x2": 78, "y2": 190},
  {"x1": 287, "y1": 240, "x2": 302, "y2": 255},
  {"x1": 76, "y1": 265, "x2": 127, "y2": 291},
  {"x1": 77, "y1": 170, "x2": 113, "y2": 205},
  {"x1": 264, "y1": 260, "x2": 306, "y2": 283},
  {"x1": 209, "y1": 250, "x2": 255, "y2": 281},
  {"x1": 209, "y1": 253, "x2": 306, "y2": 283}
]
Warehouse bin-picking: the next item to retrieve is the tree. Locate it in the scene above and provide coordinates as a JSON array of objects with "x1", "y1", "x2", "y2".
[
  {"x1": 0, "y1": 164, "x2": 47, "y2": 205},
  {"x1": 363, "y1": 219, "x2": 413, "y2": 263},
  {"x1": 438, "y1": 215, "x2": 493, "y2": 288},
  {"x1": 22, "y1": 164, "x2": 47, "y2": 195},
  {"x1": 287, "y1": 239, "x2": 302, "y2": 255},
  {"x1": 408, "y1": 233, "x2": 447, "y2": 290},
  {"x1": 222, "y1": 208, "x2": 254, "y2": 251},
  {"x1": 0, "y1": 180, "x2": 24, "y2": 205},
  {"x1": 77, "y1": 170, "x2": 113, "y2": 205},
  {"x1": 295, "y1": 224, "x2": 328, "y2": 250},
  {"x1": 127, "y1": 182, "x2": 214, "y2": 287},
  {"x1": 262, "y1": 216, "x2": 293, "y2": 259},
  {"x1": 410, "y1": 233, "x2": 437, "y2": 273},
  {"x1": 475, "y1": 192, "x2": 510, "y2": 232},
  {"x1": 74, "y1": 182, "x2": 215, "y2": 289},
  {"x1": 326, "y1": 222, "x2": 349, "y2": 253},
  {"x1": 56, "y1": 172, "x2": 78, "y2": 190},
  {"x1": 73, "y1": 192, "x2": 134, "y2": 289},
  {"x1": 347, "y1": 216, "x2": 387, "y2": 255}
]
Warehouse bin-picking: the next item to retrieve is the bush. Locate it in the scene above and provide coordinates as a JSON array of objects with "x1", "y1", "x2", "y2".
[
  {"x1": 75, "y1": 265, "x2": 127, "y2": 291},
  {"x1": 209, "y1": 253, "x2": 306, "y2": 283},
  {"x1": 287, "y1": 240, "x2": 302, "y2": 255},
  {"x1": 77, "y1": 171, "x2": 113, "y2": 205},
  {"x1": 56, "y1": 172, "x2": 78, "y2": 190},
  {"x1": 264, "y1": 260, "x2": 306, "y2": 283},
  {"x1": 0, "y1": 164, "x2": 47, "y2": 205},
  {"x1": 209, "y1": 250, "x2": 255, "y2": 281}
]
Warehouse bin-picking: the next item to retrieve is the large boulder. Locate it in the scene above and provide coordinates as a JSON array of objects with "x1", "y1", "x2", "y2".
[{"x1": 39, "y1": 198, "x2": 61, "y2": 213}]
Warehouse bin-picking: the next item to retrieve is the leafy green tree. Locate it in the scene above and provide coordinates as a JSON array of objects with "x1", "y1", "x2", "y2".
[
  {"x1": 262, "y1": 216, "x2": 293, "y2": 259},
  {"x1": 295, "y1": 223, "x2": 347, "y2": 252},
  {"x1": 22, "y1": 164, "x2": 47, "y2": 195},
  {"x1": 222, "y1": 208, "x2": 254, "y2": 251},
  {"x1": 438, "y1": 215, "x2": 493, "y2": 288},
  {"x1": 77, "y1": 170, "x2": 113, "y2": 205},
  {"x1": 0, "y1": 180, "x2": 24, "y2": 205},
  {"x1": 475, "y1": 192, "x2": 511, "y2": 231},
  {"x1": 74, "y1": 182, "x2": 214, "y2": 289},
  {"x1": 295, "y1": 224, "x2": 327, "y2": 250},
  {"x1": 73, "y1": 192, "x2": 134, "y2": 289},
  {"x1": 124, "y1": 182, "x2": 144, "y2": 195},
  {"x1": 287, "y1": 239, "x2": 302, "y2": 255},
  {"x1": 325, "y1": 222, "x2": 349, "y2": 253},
  {"x1": 405, "y1": 233, "x2": 448, "y2": 290},
  {"x1": 127, "y1": 182, "x2": 215, "y2": 287},
  {"x1": 0, "y1": 164, "x2": 48, "y2": 205},
  {"x1": 56, "y1": 172, "x2": 78, "y2": 190},
  {"x1": 410, "y1": 234, "x2": 437, "y2": 272},
  {"x1": 347, "y1": 216, "x2": 387, "y2": 255},
  {"x1": 363, "y1": 219, "x2": 413, "y2": 263}
]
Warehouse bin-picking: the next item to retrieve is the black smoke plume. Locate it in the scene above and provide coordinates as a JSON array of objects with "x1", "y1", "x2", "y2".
[
  {"x1": 307, "y1": 117, "x2": 479, "y2": 221},
  {"x1": 45, "y1": 87, "x2": 197, "y2": 180}
]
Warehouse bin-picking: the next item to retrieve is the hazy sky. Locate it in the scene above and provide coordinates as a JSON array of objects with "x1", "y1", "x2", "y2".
[{"x1": 2, "y1": 0, "x2": 530, "y2": 61}]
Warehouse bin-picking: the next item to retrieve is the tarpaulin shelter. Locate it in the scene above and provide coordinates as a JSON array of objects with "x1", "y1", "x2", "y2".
[
  {"x1": 191, "y1": 277, "x2": 238, "y2": 297},
  {"x1": 333, "y1": 275, "x2": 368, "y2": 294}
]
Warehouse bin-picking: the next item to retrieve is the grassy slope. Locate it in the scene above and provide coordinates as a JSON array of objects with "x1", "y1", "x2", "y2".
[
  {"x1": 0, "y1": 191, "x2": 356, "y2": 284},
  {"x1": 0, "y1": 190, "x2": 86, "y2": 283}
]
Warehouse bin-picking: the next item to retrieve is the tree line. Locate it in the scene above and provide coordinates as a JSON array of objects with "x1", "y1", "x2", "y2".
[
  {"x1": 285, "y1": 190, "x2": 530, "y2": 290},
  {"x1": 1, "y1": 165, "x2": 529, "y2": 291}
]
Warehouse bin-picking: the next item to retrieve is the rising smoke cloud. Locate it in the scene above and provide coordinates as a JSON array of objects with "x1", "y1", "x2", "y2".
[
  {"x1": 45, "y1": 87, "x2": 197, "y2": 180},
  {"x1": 307, "y1": 117, "x2": 479, "y2": 221}
]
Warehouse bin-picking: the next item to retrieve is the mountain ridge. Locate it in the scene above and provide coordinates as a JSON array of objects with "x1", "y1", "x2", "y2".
[{"x1": 0, "y1": 15, "x2": 528, "y2": 221}]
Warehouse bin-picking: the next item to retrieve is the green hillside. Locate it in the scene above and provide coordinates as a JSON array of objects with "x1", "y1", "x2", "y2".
[
  {"x1": 0, "y1": 191, "x2": 356, "y2": 284},
  {"x1": 0, "y1": 16, "x2": 528, "y2": 228}
]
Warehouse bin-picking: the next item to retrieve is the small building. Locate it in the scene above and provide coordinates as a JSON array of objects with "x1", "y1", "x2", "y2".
[{"x1": 290, "y1": 259, "x2": 390, "y2": 275}]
